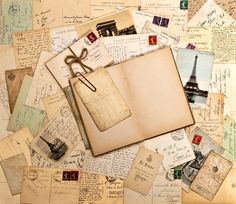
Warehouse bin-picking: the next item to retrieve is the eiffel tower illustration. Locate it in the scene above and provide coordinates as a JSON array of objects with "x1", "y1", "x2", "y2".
[{"x1": 184, "y1": 55, "x2": 200, "y2": 102}]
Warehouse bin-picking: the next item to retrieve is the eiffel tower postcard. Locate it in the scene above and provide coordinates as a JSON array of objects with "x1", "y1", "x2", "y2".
[{"x1": 176, "y1": 48, "x2": 214, "y2": 106}]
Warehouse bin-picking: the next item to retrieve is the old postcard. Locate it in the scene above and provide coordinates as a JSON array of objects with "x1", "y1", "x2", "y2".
[
  {"x1": 124, "y1": 169, "x2": 182, "y2": 204},
  {"x1": 12, "y1": 28, "x2": 51, "y2": 71},
  {"x1": 20, "y1": 166, "x2": 80, "y2": 204},
  {"x1": 190, "y1": 151, "x2": 232, "y2": 201},
  {"x1": 176, "y1": 48, "x2": 214, "y2": 106},
  {"x1": 124, "y1": 147, "x2": 163, "y2": 195},
  {"x1": 50, "y1": 25, "x2": 78, "y2": 53},
  {"x1": 32, "y1": 0, "x2": 90, "y2": 29},
  {"x1": 177, "y1": 127, "x2": 225, "y2": 191},
  {"x1": 215, "y1": 0, "x2": 236, "y2": 20},
  {"x1": 101, "y1": 33, "x2": 162, "y2": 64},
  {"x1": 188, "y1": 0, "x2": 207, "y2": 21},
  {"x1": 5, "y1": 68, "x2": 33, "y2": 113},
  {"x1": 46, "y1": 31, "x2": 113, "y2": 89},
  {"x1": 79, "y1": 172, "x2": 123, "y2": 204},
  {"x1": 188, "y1": 0, "x2": 236, "y2": 27},
  {"x1": 82, "y1": 144, "x2": 139, "y2": 179},
  {"x1": 0, "y1": 80, "x2": 10, "y2": 115},
  {"x1": 25, "y1": 51, "x2": 62, "y2": 110},
  {"x1": 30, "y1": 101, "x2": 82, "y2": 167},
  {"x1": 140, "y1": 0, "x2": 188, "y2": 36},
  {"x1": 7, "y1": 76, "x2": 48, "y2": 136},
  {"x1": 0, "y1": 0, "x2": 32, "y2": 44},
  {"x1": 0, "y1": 153, "x2": 27, "y2": 195},
  {"x1": 0, "y1": 101, "x2": 11, "y2": 139},
  {"x1": 144, "y1": 129, "x2": 195, "y2": 171},
  {"x1": 74, "y1": 67, "x2": 131, "y2": 131},
  {"x1": 185, "y1": 93, "x2": 224, "y2": 144},
  {"x1": 76, "y1": 9, "x2": 136, "y2": 38}
]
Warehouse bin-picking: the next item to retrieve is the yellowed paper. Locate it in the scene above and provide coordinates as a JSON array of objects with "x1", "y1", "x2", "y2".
[
  {"x1": 0, "y1": 81, "x2": 10, "y2": 116},
  {"x1": 20, "y1": 166, "x2": 80, "y2": 204},
  {"x1": 32, "y1": 0, "x2": 91, "y2": 29},
  {"x1": 79, "y1": 172, "x2": 123, "y2": 204},
  {"x1": 74, "y1": 67, "x2": 131, "y2": 131},
  {"x1": 190, "y1": 151, "x2": 232, "y2": 201},
  {"x1": 0, "y1": 101, "x2": 11, "y2": 139},
  {"x1": 215, "y1": 0, "x2": 236, "y2": 20},
  {"x1": 30, "y1": 102, "x2": 82, "y2": 167},
  {"x1": 12, "y1": 29, "x2": 51, "y2": 71},
  {"x1": 188, "y1": 0, "x2": 207, "y2": 21},
  {"x1": 124, "y1": 147, "x2": 163, "y2": 195},
  {"x1": 0, "y1": 153, "x2": 27, "y2": 195},
  {"x1": 46, "y1": 31, "x2": 113, "y2": 89}
]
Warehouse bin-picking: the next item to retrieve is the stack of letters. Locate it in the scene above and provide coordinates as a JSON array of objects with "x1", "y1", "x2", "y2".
[{"x1": 0, "y1": 0, "x2": 236, "y2": 203}]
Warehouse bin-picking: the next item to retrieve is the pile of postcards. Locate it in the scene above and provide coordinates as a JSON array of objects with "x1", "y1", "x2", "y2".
[{"x1": 0, "y1": 0, "x2": 236, "y2": 203}]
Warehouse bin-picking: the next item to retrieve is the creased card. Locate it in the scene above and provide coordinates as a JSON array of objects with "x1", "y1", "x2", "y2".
[
  {"x1": 5, "y1": 68, "x2": 33, "y2": 113},
  {"x1": 20, "y1": 166, "x2": 80, "y2": 204},
  {"x1": 124, "y1": 147, "x2": 163, "y2": 195},
  {"x1": 74, "y1": 67, "x2": 131, "y2": 131},
  {"x1": 190, "y1": 151, "x2": 232, "y2": 201},
  {"x1": 0, "y1": 153, "x2": 27, "y2": 195},
  {"x1": 30, "y1": 101, "x2": 82, "y2": 167},
  {"x1": 46, "y1": 31, "x2": 114, "y2": 89}
]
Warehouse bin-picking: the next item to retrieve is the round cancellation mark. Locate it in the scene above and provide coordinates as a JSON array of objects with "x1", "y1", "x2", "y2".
[
  {"x1": 60, "y1": 105, "x2": 71, "y2": 118},
  {"x1": 8, "y1": 2, "x2": 20, "y2": 16}
]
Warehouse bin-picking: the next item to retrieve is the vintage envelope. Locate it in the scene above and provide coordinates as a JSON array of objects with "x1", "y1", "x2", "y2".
[
  {"x1": 30, "y1": 101, "x2": 82, "y2": 167},
  {"x1": 5, "y1": 68, "x2": 33, "y2": 113},
  {"x1": 12, "y1": 28, "x2": 52, "y2": 71},
  {"x1": 101, "y1": 33, "x2": 163, "y2": 64},
  {"x1": 124, "y1": 147, "x2": 163, "y2": 195},
  {"x1": 190, "y1": 151, "x2": 232, "y2": 201},
  {"x1": 20, "y1": 166, "x2": 80, "y2": 204},
  {"x1": 177, "y1": 127, "x2": 225, "y2": 191},
  {"x1": 0, "y1": 0, "x2": 32, "y2": 44},
  {"x1": 185, "y1": 93, "x2": 224, "y2": 144},
  {"x1": 124, "y1": 169, "x2": 182, "y2": 204},
  {"x1": 25, "y1": 51, "x2": 62, "y2": 110},
  {"x1": 176, "y1": 48, "x2": 214, "y2": 106},
  {"x1": 188, "y1": 0, "x2": 236, "y2": 27},
  {"x1": 144, "y1": 129, "x2": 195, "y2": 171},
  {"x1": 74, "y1": 67, "x2": 131, "y2": 131},
  {"x1": 0, "y1": 153, "x2": 27, "y2": 195},
  {"x1": 46, "y1": 31, "x2": 114, "y2": 89},
  {"x1": 79, "y1": 172, "x2": 124, "y2": 204},
  {"x1": 7, "y1": 76, "x2": 48, "y2": 136},
  {"x1": 32, "y1": 0, "x2": 91, "y2": 29},
  {"x1": 76, "y1": 8, "x2": 136, "y2": 38}
]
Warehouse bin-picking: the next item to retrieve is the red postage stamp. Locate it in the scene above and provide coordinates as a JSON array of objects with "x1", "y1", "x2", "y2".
[
  {"x1": 87, "y1": 32, "x2": 97, "y2": 43},
  {"x1": 149, "y1": 35, "x2": 157, "y2": 45},
  {"x1": 192, "y1": 134, "x2": 202, "y2": 145}
]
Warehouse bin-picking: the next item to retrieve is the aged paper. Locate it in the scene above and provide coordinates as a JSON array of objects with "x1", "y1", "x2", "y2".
[
  {"x1": 50, "y1": 25, "x2": 78, "y2": 53},
  {"x1": 46, "y1": 31, "x2": 113, "y2": 88},
  {"x1": 30, "y1": 102, "x2": 82, "y2": 167},
  {"x1": 5, "y1": 68, "x2": 33, "y2": 113},
  {"x1": 215, "y1": 0, "x2": 236, "y2": 20},
  {"x1": 25, "y1": 51, "x2": 62, "y2": 110},
  {"x1": 76, "y1": 9, "x2": 136, "y2": 38},
  {"x1": 74, "y1": 67, "x2": 131, "y2": 131},
  {"x1": 79, "y1": 172, "x2": 123, "y2": 204},
  {"x1": 183, "y1": 168, "x2": 236, "y2": 204},
  {"x1": 32, "y1": 0, "x2": 90, "y2": 29},
  {"x1": 101, "y1": 33, "x2": 163, "y2": 64},
  {"x1": 0, "y1": 0, "x2": 32, "y2": 44},
  {"x1": 177, "y1": 127, "x2": 225, "y2": 191},
  {"x1": 82, "y1": 144, "x2": 139, "y2": 179},
  {"x1": 140, "y1": 0, "x2": 188, "y2": 36},
  {"x1": 185, "y1": 93, "x2": 224, "y2": 144},
  {"x1": 124, "y1": 169, "x2": 182, "y2": 204},
  {"x1": 0, "y1": 100, "x2": 11, "y2": 139},
  {"x1": 124, "y1": 147, "x2": 163, "y2": 195},
  {"x1": 7, "y1": 76, "x2": 48, "y2": 136},
  {"x1": 188, "y1": 0, "x2": 236, "y2": 27},
  {"x1": 188, "y1": 0, "x2": 207, "y2": 21},
  {"x1": 222, "y1": 115, "x2": 236, "y2": 162},
  {"x1": 0, "y1": 81, "x2": 10, "y2": 115},
  {"x1": 12, "y1": 28, "x2": 51, "y2": 71},
  {"x1": 20, "y1": 166, "x2": 80, "y2": 204},
  {"x1": 190, "y1": 151, "x2": 232, "y2": 201},
  {"x1": 144, "y1": 129, "x2": 195, "y2": 171},
  {"x1": 186, "y1": 27, "x2": 236, "y2": 64},
  {"x1": 0, "y1": 153, "x2": 27, "y2": 195}
]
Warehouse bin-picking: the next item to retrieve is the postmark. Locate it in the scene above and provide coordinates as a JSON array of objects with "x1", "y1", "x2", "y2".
[
  {"x1": 149, "y1": 35, "x2": 157, "y2": 45},
  {"x1": 7, "y1": 72, "x2": 15, "y2": 81},
  {"x1": 171, "y1": 129, "x2": 184, "y2": 141},
  {"x1": 60, "y1": 105, "x2": 71, "y2": 118},
  {"x1": 27, "y1": 170, "x2": 38, "y2": 181},
  {"x1": 8, "y1": 2, "x2": 20, "y2": 16},
  {"x1": 192, "y1": 134, "x2": 202, "y2": 145}
]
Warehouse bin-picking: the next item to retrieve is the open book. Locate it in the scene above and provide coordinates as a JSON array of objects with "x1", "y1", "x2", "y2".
[{"x1": 70, "y1": 47, "x2": 194, "y2": 156}]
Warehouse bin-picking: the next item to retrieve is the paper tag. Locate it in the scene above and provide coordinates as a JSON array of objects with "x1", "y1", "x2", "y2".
[
  {"x1": 74, "y1": 67, "x2": 131, "y2": 131},
  {"x1": 124, "y1": 147, "x2": 163, "y2": 195}
]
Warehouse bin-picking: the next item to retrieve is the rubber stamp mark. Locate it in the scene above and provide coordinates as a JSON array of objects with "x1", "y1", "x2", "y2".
[{"x1": 8, "y1": 2, "x2": 20, "y2": 16}]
